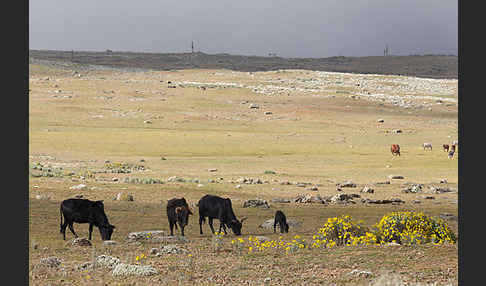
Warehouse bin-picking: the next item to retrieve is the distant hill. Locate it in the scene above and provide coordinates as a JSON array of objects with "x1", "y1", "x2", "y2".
[{"x1": 29, "y1": 50, "x2": 457, "y2": 79}]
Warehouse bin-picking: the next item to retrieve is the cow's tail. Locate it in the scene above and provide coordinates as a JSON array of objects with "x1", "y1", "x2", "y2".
[{"x1": 59, "y1": 206, "x2": 63, "y2": 233}]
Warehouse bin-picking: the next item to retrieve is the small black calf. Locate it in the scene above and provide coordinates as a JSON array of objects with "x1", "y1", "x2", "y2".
[
  {"x1": 274, "y1": 210, "x2": 289, "y2": 233},
  {"x1": 167, "y1": 197, "x2": 193, "y2": 236}
]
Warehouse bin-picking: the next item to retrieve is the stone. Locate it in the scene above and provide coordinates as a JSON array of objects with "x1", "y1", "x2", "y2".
[
  {"x1": 158, "y1": 244, "x2": 188, "y2": 254},
  {"x1": 71, "y1": 238, "x2": 92, "y2": 247},
  {"x1": 330, "y1": 193, "x2": 360, "y2": 204},
  {"x1": 35, "y1": 194, "x2": 50, "y2": 200},
  {"x1": 429, "y1": 186, "x2": 455, "y2": 193},
  {"x1": 254, "y1": 236, "x2": 272, "y2": 243},
  {"x1": 94, "y1": 255, "x2": 121, "y2": 269},
  {"x1": 39, "y1": 257, "x2": 61, "y2": 268},
  {"x1": 307, "y1": 186, "x2": 319, "y2": 191},
  {"x1": 337, "y1": 181, "x2": 357, "y2": 188},
  {"x1": 126, "y1": 230, "x2": 166, "y2": 242},
  {"x1": 360, "y1": 186, "x2": 374, "y2": 193},
  {"x1": 293, "y1": 194, "x2": 313, "y2": 203},
  {"x1": 102, "y1": 240, "x2": 117, "y2": 246},
  {"x1": 112, "y1": 263, "x2": 159, "y2": 277},
  {"x1": 402, "y1": 184, "x2": 423, "y2": 193},
  {"x1": 243, "y1": 199, "x2": 270, "y2": 209},
  {"x1": 361, "y1": 198, "x2": 405, "y2": 204},
  {"x1": 348, "y1": 270, "x2": 373, "y2": 278},
  {"x1": 69, "y1": 184, "x2": 87, "y2": 190},
  {"x1": 249, "y1": 103, "x2": 259, "y2": 109},
  {"x1": 235, "y1": 184, "x2": 242, "y2": 189},
  {"x1": 377, "y1": 119, "x2": 384, "y2": 123},
  {"x1": 389, "y1": 175, "x2": 404, "y2": 180}
]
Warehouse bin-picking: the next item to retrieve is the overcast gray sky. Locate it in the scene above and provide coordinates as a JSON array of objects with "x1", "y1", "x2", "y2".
[{"x1": 29, "y1": 0, "x2": 457, "y2": 58}]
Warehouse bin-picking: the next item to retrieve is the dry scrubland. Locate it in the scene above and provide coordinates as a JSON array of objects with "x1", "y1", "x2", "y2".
[{"x1": 29, "y1": 61, "x2": 458, "y2": 285}]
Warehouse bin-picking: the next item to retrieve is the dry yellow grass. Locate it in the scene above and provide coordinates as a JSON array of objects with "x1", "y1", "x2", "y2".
[{"x1": 29, "y1": 63, "x2": 458, "y2": 285}]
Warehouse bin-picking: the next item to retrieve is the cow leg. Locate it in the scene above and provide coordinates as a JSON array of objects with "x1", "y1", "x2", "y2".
[
  {"x1": 60, "y1": 221, "x2": 69, "y2": 240},
  {"x1": 180, "y1": 224, "x2": 185, "y2": 236},
  {"x1": 88, "y1": 223, "x2": 93, "y2": 240},
  {"x1": 219, "y1": 222, "x2": 227, "y2": 235},
  {"x1": 280, "y1": 222, "x2": 285, "y2": 233},
  {"x1": 169, "y1": 221, "x2": 174, "y2": 236},
  {"x1": 199, "y1": 216, "x2": 204, "y2": 235},
  {"x1": 68, "y1": 222, "x2": 78, "y2": 238},
  {"x1": 208, "y1": 218, "x2": 216, "y2": 234},
  {"x1": 273, "y1": 221, "x2": 277, "y2": 233}
]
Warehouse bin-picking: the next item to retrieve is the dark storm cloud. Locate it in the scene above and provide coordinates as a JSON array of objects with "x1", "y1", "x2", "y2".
[{"x1": 29, "y1": 0, "x2": 457, "y2": 58}]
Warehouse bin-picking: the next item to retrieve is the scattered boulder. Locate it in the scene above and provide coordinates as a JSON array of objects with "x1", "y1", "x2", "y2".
[
  {"x1": 39, "y1": 257, "x2": 62, "y2": 268},
  {"x1": 35, "y1": 194, "x2": 50, "y2": 200},
  {"x1": 112, "y1": 263, "x2": 159, "y2": 277},
  {"x1": 156, "y1": 244, "x2": 188, "y2": 255},
  {"x1": 377, "y1": 119, "x2": 384, "y2": 123},
  {"x1": 102, "y1": 240, "x2": 117, "y2": 246},
  {"x1": 70, "y1": 184, "x2": 87, "y2": 190},
  {"x1": 249, "y1": 103, "x2": 259, "y2": 109},
  {"x1": 375, "y1": 181, "x2": 390, "y2": 185},
  {"x1": 428, "y1": 186, "x2": 455, "y2": 193},
  {"x1": 337, "y1": 181, "x2": 357, "y2": 188},
  {"x1": 126, "y1": 230, "x2": 166, "y2": 242},
  {"x1": 307, "y1": 186, "x2": 319, "y2": 191},
  {"x1": 348, "y1": 269, "x2": 373, "y2": 278},
  {"x1": 388, "y1": 175, "x2": 404, "y2": 180},
  {"x1": 71, "y1": 238, "x2": 92, "y2": 247},
  {"x1": 361, "y1": 198, "x2": 405, "y2": 205},
  {"x1": 360, "y1": 186, "x2": 374, "y2": 193},
  {"x1": 402, "y1": 184, "x2": 423, "y2": 193},
  {"x1": 254, "y1": 236, "x2": 272, "y2": 243},
  {"x1": 293, "y1": 194, "x2": 313, "y2": 203},
  {"x1": 330, "y1": 193, "x2": 360, "y2": 204},
  {"x1": 243, "y1": 199, "x2": 270, "y2": 209},
  {"x1": 94, "y1": 255, "x2": 121, "y2": 269}
]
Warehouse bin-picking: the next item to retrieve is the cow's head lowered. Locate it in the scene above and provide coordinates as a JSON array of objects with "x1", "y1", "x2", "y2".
[
  {"x1": 175, "y1": 206, "x2": 193, "y2": 228},
  {"x1": 227, "y1": 217, "x2": 247, "y2": 236},
  {"x1": 92, "y1": 200, "x2": 116, "y2": 240}
]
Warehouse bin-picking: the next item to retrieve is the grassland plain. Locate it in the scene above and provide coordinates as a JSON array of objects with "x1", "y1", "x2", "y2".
[{"x1": 29, "y1": 61, "x2": 458, "y2": 285}]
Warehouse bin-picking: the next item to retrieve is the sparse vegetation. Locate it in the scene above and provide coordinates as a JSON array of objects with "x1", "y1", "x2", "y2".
[{"x1": 29, "y1": 57, "x2": 457, "y2": 285}]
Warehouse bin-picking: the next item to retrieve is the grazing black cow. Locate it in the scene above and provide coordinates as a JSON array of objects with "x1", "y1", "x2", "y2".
[
  {"x1": 167, "y1": 197, "x2": 193, "y2": 236},
  {"x1": 60, "y1": 199, "x2": 115, "y2": 240},
  {"x1": 274, "y1": 210, "x2": 289, "y2": 233},
  {"x1": 198, "y1": 194, "x2": 247, "y2": 236}
]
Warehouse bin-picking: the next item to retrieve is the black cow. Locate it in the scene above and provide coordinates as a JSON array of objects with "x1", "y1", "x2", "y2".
[
  {"x1": 274, "y1": 210, "x2": 289, "y2": 233},
  {"x1": 60, "y1": 199, "x2": 115, "y2": 241},
  {"x1": 198, "y1": 194, "x2": 247, "y2": 236},
  {"x1": 167, "y1": 197, "x2": 193, "y2": 236}
]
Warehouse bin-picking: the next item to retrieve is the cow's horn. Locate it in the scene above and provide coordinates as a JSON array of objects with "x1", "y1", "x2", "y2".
[{"x1": 240, "y1": 217, "x2": 248, "y2": 223}]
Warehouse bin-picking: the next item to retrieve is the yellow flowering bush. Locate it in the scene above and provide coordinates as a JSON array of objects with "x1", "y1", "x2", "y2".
[
  {"x1": 374, "y1": 211, "x2": 456, "y2": 245},
  {"x1": 226, "y1": 212, "x2": 456, "y2": 255},
  {"x1": 312, "y1": 215, "x2": 375, "y2": 248}
]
